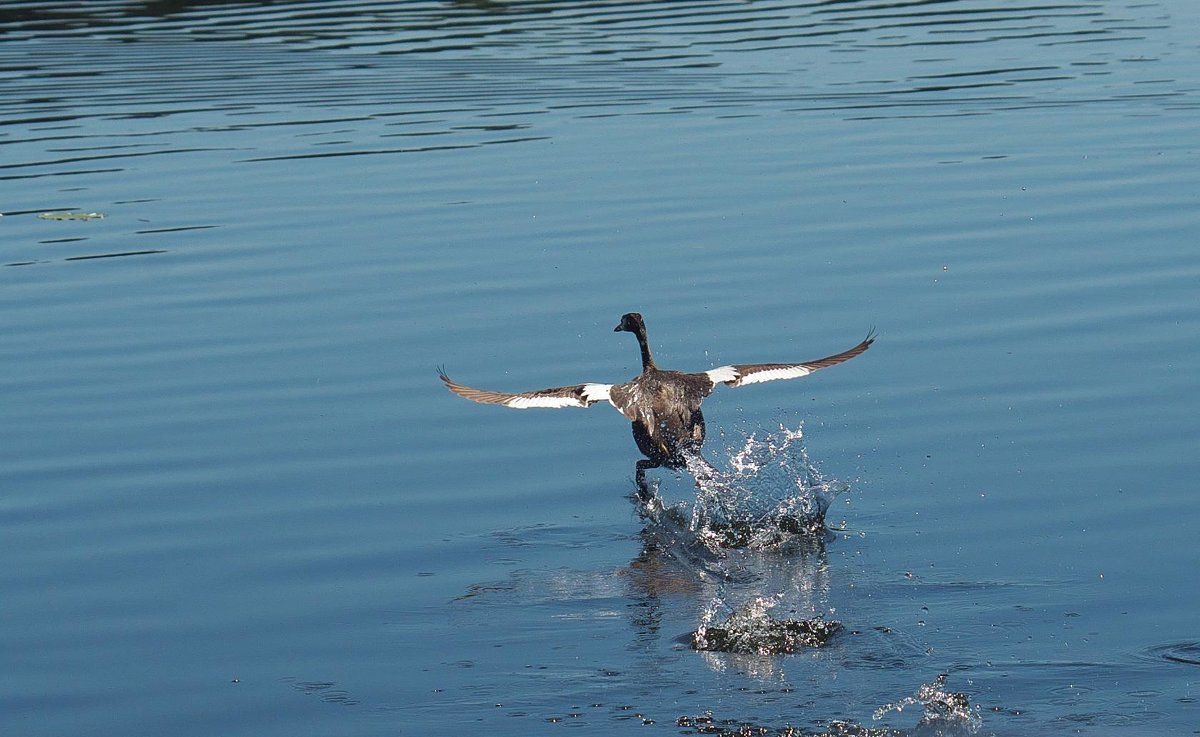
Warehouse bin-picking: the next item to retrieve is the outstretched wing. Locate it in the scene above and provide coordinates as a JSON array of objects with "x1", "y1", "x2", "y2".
[
  {"x1": 703, "y1": 331, "x2": 875, "y2": 388},
  {"x1": 439, "y1": 369, "x2": 612, "y2": 410}
]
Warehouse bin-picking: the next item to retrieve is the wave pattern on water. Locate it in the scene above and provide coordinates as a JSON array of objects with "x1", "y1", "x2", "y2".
[
  {"x1": 0, "y1": 1, "x2": 1176, "y2": 54},
  {"x1": 1, "y1": 1, "x2": 1191, "y2": 127}
]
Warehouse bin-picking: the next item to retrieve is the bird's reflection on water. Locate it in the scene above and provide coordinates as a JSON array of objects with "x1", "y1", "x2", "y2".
[{"x1": 624, "y1": 472, "x2": 836, "y2": 658}]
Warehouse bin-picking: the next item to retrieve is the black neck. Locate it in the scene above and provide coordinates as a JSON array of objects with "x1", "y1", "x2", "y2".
[{"x1": 633, "y1": 325, "x2": 656, "y2": 372}]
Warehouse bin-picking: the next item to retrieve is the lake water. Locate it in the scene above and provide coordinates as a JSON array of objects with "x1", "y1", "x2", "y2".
[{"x1": 2, "y1": 2, "x2": 1198, "y2": 735}]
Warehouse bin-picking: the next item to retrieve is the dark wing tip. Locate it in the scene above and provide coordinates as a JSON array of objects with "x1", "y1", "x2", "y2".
[{"x1": 794, "y1": 329, "x2": 877, "y2": 372}]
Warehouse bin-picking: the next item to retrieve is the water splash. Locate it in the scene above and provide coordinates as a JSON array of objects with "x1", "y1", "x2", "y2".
[
  {"x1": 872, "y1": 674, "x2": 982, "y2": 733},
  {"x1": 643, "y1": 423, "x2": 847, "y2": 552},
  {"x1": 692, "y1": 595, "x2": 842, "y2": 655}
]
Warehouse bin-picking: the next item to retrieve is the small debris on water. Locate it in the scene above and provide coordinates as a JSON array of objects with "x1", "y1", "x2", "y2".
[{"x1": 38, "y1": 211, "x2": 105, "y2": 221}]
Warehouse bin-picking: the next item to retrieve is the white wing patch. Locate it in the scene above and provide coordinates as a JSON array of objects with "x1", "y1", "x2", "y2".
[
  {"x1": 734, "y1": 366, "x2": 813, "y2": 386},
  {"x1": 440, "y1": 369, "x2": 617, "y2": 411},
  {"x1": 705, "y1": 366, "x2": 740, "y2": 385},
  {"x1": 503, "y1": 395, "x2": 586, "y2": 409},
  {"x1": 497, "y1": 383, "x2": 612, "y2": 409},
  {"x1": 706, "y1": 364, "x2": 813, "y2": 387},
  {"x1": 582, "y1": 383, "x2": 612, "y2": 403}
]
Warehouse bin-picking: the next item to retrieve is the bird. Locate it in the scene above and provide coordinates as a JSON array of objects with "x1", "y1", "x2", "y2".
[{"x1": 439, "y1": 312, "x2": 874, "y2": 494}]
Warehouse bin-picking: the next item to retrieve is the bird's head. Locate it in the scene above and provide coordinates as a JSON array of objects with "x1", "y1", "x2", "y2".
[{"x1": 614, "y1": 312, "x2": 645, "y2": 333}]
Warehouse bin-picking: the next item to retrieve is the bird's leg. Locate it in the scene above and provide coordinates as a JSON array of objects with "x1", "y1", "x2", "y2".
[{"x1": 634, "y1": 459, "x2": 659, "y2": 502}]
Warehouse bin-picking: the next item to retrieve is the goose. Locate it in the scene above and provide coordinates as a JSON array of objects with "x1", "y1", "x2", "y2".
[{"x1": 440, "y1": 313, "x2": 873, "y2": 492}]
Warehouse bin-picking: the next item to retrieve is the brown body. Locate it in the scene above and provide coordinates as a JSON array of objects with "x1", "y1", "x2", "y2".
[{"x1": 610, "y1": 369, "x2": 711, "y2": 470}]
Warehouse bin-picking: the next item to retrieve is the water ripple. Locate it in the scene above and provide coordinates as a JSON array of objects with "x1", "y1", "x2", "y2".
[
  {"x1": 0, "y1": 2, "x2": 1188, "y2": 127},
  {"x1": 1144, "y1": 642, "x2": 1200, "y2": 667}
]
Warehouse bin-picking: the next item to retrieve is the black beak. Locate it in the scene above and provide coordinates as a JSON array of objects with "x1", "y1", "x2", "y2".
[{"x1": 613, "y1": 323, "x2": 623, "y2": 332}]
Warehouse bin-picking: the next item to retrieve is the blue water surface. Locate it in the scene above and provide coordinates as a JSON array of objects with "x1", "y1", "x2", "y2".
[{"x1": 2, "y1": 2, "x2": 1198, "y2": 735}]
